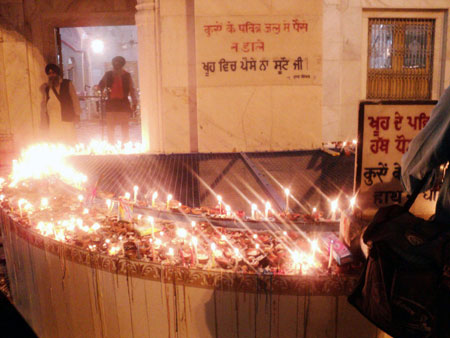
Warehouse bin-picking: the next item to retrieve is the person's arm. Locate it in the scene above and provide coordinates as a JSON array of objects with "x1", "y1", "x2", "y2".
[
  {"x1": 98, "y1": 73, "x2": 107, "y2": 92},
  {"x1": 401, "y1": 86, "x2": 450, "y2": 193},
  {"x1": 68, "y1": 81, "x2": 82, "y2": 118}
]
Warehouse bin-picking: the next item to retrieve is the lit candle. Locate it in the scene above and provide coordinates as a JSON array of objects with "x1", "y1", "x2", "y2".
[
  {"x1": 211, "y1": 243, "x2": 216, "y2": 267},
  {"x1": 217, "y1": 195, "x2": 222, "y2": 213},
  {"x1": 176, "y1": 228, "x2": 188, "y2": 244},
  {"x1": 234, "y1": 248, "x2": 240, "y2": 270},
  {"x1": 125, "y1": 192, "x2": 131, "y2": 200},
  {"x1": 225, "y1": 205, "x2": 231, "y2": 217},
  {"x1": 284, "y1": 188, "x2": 290, "y2": 213},
  {"x1": 350, "y1": 196, "x2": 356, "y2": 213},
  {"x1": 292, "y1": 250, "x2": 301, "y2": 274},
  {"x1": 192, "y1": 237, "x2": 198, "y2": 265},
  {"x1": 18, "y1": 198, "x2": 25, "y2": 217},
  {"x1": 167, "y1": 194, "x2": 173, "y2": 209},
  {"x1": 41, "y1": 197, "x2": 49, "y2": 209},
  {"x1": 106, "y1": 199, "x2": 112, "y2": 216},
  {"x1": 311, "y1": 239, "x2": 318, "y2": 261},
  {"x1": 152, "y1": 191, "x2": 158, "y2": 207},
  {"x1": 167, "y1": 247, "x2": 174, "y2": 263},
  {"x1": 251, "y1": 203, "x2": 257, "y2": 220},
  {"x1": 328, "y1": 240, "x2": 334, "y2": 269},
  {"x1": 149, "y1": 216, "x2": 155, "y2": 239},
  {"x1": 133, "y1": 185, "x2": 139, "y2": 203},
  {"x1": 78, "y1": 194, "x2": 84, "y2": 203},
  {"x1": 331, "y1": 199, "x2": 338, "y2": 221},
  {"x1": 265, "y1": 201, "x2": 271, "y2": 219},
  {"x1": 191, "y1": 221, "x2": 196, "y2": 228}
]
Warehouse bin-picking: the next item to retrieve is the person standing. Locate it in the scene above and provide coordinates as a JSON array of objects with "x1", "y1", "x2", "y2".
[
  {"x1": 97, "y1": 56, "x2": 137, "y2": 144},
  {"x1": 42, "y1": 63, "x2": 81, "y2": 144}
]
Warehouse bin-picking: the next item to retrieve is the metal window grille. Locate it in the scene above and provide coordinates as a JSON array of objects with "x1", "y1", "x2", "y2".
[{"x1": 367, "y1": 18, "x2": 435, "y2": 100}]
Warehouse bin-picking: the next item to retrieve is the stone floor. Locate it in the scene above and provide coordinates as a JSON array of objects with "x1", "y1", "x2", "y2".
[{"x1": 76, "y1": 118, "x2": 142, "y2": 144}]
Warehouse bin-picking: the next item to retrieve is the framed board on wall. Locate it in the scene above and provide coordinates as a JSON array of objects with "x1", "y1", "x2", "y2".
[{"x1": 355, "y1": 100, "x2": 439, "y2": 220}]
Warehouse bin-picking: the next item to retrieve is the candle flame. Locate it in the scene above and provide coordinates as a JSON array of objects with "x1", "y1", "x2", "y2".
[
  {"x1": 176, "y1": 228, "x2": 188, "y2": 239},
  {"x1": 331, "y1": 199, "x2": 338, "y2": 212}
]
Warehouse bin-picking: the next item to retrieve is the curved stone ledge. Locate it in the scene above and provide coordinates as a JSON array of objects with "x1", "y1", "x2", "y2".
[{"x1": 0, "y1": 208, "x2": 379, "y2": 338}]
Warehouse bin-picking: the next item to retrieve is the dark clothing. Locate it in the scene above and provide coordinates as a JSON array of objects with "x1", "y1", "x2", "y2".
[
  {"x1": 45, "y1": 79, "x2": 77, "y2": 122},
  {"x1": 401, "y1": 85, "x2": 450, "y2": 223},
  {"x1": 99, "y1": 71, "x2": 133, "y2": 113}
]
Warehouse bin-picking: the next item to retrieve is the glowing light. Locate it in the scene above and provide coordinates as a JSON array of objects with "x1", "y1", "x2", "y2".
[
  {"x1": 251, "y1": 203, "x2": 258, "y2": 219},
  {"x1": 352, "y1": 139, "x2": 357, "y2": 145},
  {"x1": 211, "y1": 243, "x2": 216, "y2": 252},
  {"x1": 252, "y1": 234, "x2": 258, "y2": 239},
  {"x1": 331, "y1": 199, "x2": 338, "y2": 221},
  {"x1": 168, "y1": 247, "x2": 174, "y2": 256},
  {"x1": 350, "y1": 196, "x2": 357, "y2": 210},
  {"x1": 92, "y1": 223, "x2": 100, "y2": 231},
  {"x1": 265, "y1": 201, "x2": 271, "y2": 218},
  {"x1": 152, "y1": 191, "x2": 158, "y2": 207},
  {"x1": 234, "y1": 248, "x2": 240, "y2": 257},
  {"x1": 124, "y1": 192, "x2": 131, "y2": 200},
  {"x1": 91, "y1": 39, "x2": 104, "y2": 54},
  {"x1": 78, "y1": 194, "x2": 84, "y2": 202},
  {"x1": 191, "y1": 221, "x2": 196, "y2": 228},
  {"x1": 176, "y1": 228, "x2": 188, "y2": 239},
  {"x1": 284, "y1": 188, "x2": 290, "y2": 213},
  {"x1": 109, "y1": 246, "x2": 120, "y2": 255},
  {"x1": 255, "y1": 243, "x2": 260, "y2": 249},
  {"x1": 225, "y1": 205, "x2": 231, "y2": 217},
  {"x1": 83, "y1": 208, "x2": 89, "y2": 214},
  {"x1": 191, "y1": 237, "x2": 198, "y2": 246},
  {"x1": 166, "y1": 194, "x2": 173, "y2": 209},
  {"x1": 133, "y1": 185, "x2": 139, "y2": 202},
  {"x1": 41, "y1": 197, "x2": 49, "y2": 209}
]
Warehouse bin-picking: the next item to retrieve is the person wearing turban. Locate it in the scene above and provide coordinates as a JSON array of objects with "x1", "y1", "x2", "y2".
[{"x1": 41, "y1": 63, "x2": 81, "y2": 144}]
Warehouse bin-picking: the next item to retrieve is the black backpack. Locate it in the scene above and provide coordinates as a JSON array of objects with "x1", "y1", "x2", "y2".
[{"x1": 348, "y1": 184, "x2": 450, "y2": 337}]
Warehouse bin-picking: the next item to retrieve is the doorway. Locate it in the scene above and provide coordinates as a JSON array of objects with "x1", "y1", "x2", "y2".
[{"x1": 56, "y1": 25, "x2": 141, "y2": 144}]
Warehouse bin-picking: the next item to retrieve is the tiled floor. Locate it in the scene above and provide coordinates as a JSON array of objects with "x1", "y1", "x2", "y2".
[{"x1": 76, "y1": 118, "x2": 142, "y2": 144}]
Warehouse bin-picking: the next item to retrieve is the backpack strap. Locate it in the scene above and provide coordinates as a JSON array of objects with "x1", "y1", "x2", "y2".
[{"x1": 404, "y1": 170, "x2": 433, "y2": 211}]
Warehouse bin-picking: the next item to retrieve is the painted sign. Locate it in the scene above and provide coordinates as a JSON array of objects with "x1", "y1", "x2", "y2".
[{"x1": 356, "y1": 101, "x2": 438, "y2": 220}]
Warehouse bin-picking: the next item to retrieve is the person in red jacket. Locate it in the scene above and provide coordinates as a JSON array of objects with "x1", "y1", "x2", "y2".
[{"x1": 98, "y1": 56, "x2": 137, "y2": 144}]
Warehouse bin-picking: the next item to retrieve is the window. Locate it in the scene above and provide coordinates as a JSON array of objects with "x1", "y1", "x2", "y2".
[{"x1": 367, "y1": 18, "x2": 435, "y2": 100}]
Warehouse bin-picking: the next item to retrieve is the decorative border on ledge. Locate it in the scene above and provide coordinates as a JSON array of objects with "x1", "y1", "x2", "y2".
[{"x1": 0, "y1": 209, "x2": 359, "y2": 296}]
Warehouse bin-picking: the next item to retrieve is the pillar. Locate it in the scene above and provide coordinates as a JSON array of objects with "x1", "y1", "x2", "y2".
[{"x1": 135, "y1": 0, "x2": 164, "y2": 153}]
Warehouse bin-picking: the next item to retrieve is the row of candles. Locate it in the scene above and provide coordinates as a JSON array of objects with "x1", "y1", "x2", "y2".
[
  {"x1": 119, "y1": 184, "x2": 357, "y2": 221},
  {"x1": 0, "y1": 190, "x2": 333, "y2": 275}
]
